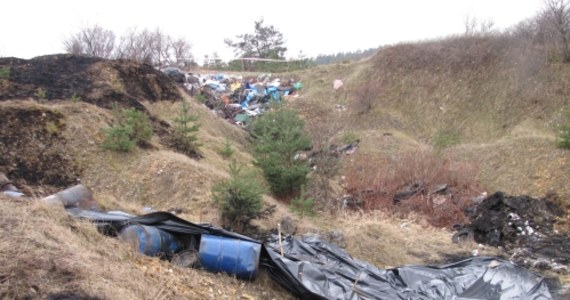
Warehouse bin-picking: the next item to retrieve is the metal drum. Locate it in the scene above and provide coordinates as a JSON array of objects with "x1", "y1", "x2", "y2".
[
  {"x1": 41, "y1": 184, "x2": 99, "y2": 210},
  {"x1": 119, "y1": 224, "x2": 182, "y2": 257},
  {"x1": 198, "y1": 234, "x2": 261, "y2": 280}
]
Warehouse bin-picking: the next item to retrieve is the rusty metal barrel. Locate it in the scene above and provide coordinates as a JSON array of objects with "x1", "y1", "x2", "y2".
[{"x1": 41, "y1": 184, "x2": 99, "y2": 210}]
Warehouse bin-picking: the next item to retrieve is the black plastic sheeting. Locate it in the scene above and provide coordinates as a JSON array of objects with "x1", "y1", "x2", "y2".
[
  {"x1": 264, "y1": 235, "x2": 552, "y2": 299},
  {"x1": 71, "y1": 210, "x2": 553, "y2": 300},
  {"x1": 67, "y1": 209, "x2": 258, "y2": 243}
]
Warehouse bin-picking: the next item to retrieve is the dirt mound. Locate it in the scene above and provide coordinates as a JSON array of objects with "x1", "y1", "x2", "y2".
[
  {"x1": 0, "y1": 105, "x2": 81, "y2": 194},
  {"x1": 0, "y1": 54, "x2": 182, "y2": 110},
  {"x1": 454, "y1": 192, "x2": 569, "y2": 269},
  {"x1": 0, "y1": 55, "x2": 205, "y2": 194}
]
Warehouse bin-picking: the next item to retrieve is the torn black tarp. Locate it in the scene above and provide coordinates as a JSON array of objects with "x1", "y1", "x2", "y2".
[
  {"x1": 263, "y1": 235, "x2": 552, "y2": 299},
  {"x1": 69, "y1": 209, "x2": 553, "y2": 299},
  {"x1": 73, "y1": 210, "x2": 258, "y2": 242}
]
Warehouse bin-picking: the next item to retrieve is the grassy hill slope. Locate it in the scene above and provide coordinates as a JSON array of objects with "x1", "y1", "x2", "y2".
[
  {"x1": 288, "y1": 35, "x2": 570, "y2": 204},
  {"x1": 4, "y1": 33, "x2": 570, "y2": 296}
]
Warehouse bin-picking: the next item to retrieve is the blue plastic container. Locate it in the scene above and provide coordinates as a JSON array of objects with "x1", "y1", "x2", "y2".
[
  {"x1": 199, "y1": 234, "x2": 261, "y2": 280},
  {"x1": 119, "y1": 225, "x2": 182, "y2": 257}
]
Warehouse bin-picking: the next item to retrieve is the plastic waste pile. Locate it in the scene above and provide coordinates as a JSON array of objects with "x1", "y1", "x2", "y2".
[{"x1": 161, "y1": 68, "x2": 302, "y2": 128}]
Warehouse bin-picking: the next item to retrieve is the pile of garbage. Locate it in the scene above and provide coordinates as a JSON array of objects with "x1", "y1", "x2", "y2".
[
  {"x1": 161, "y1": 68, "x2": 302, "y2": 127},
  {"x1": 2, "y1": 177, "x2": 558, "y2": 299},
  {"x1": 453, "y1": 192, "x2": 569, "y2": 272}
]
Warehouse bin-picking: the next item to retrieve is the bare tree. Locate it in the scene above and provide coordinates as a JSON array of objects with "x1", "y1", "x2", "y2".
[
  {"x1": 511, "y1": 17, "x2": 540, "y2": 42},
  {"x1": 116, "y1": 27, "x2": 155, "y2": 63},
  {"x1": 171, "y1": 37, "x2": 194, "y2": 67},
  {"x1": 116, "y1": 27, "x2": 193, "y2": 67},
  {"x1": 463, "y1": 15, "x2": 495, "y2": 36},
  {"x1": 150, "y1": 27, "x2": 172, "y2": 67},
  {"x1": 64, "y1": 25, "x2": 194, "y2": 67},
  {"x1": 543, "y1": 0, "x2": 570, "y2": 62},
  {"x1": 63, "y1": 24, "x2": 116, "y2": 58}
]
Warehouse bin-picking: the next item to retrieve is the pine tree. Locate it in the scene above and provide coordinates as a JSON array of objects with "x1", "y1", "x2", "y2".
[{"x1": 171, "y1": 101, "x2": 200, "y2": 155}]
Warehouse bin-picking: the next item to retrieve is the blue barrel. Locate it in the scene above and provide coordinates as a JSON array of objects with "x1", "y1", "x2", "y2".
[
  {"x1": 119, "y1": 225, "x2": 182, "y2": 257},
  {"x1": 199, "y1": 234, "x2": 261, "y2": 280}
]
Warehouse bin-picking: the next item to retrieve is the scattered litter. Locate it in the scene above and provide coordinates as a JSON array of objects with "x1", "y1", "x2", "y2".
[
  {"x1": 333, "y1": 79, "x2": 344, "y2": 90},
  {"x1": 394, "y1": 180, "x2": 424, "y2": 203},
  {"x1": 471, "y1": 191, "x2": 488, "y2": 204},
  {"x1": 0, "y1": 173, "x2": 25, "y2": 197},
  {"x1": 335, "y1": 104, "x2": 347, "y2": 112},
  {"x1": 336, "y1": 139, "x2": 359, "y2": 155},
  {"x1": 21, "y1": 183, "x2": 559, "y2": 299},
  {"x1": 161, "y1": 67, "x2": 186, "y2": 83},
  {"x1": 453, "y1": 191, "x2": 570, "y2": 269},
  {"x1": 1, "y1": 190, "x2": 25, "y2": 197},
  {"x1": 77, "y1": 203, "x2": 555, "y2": 298},
  {"x1": 430, "y1": 183, "x2": 448, "y2": 194}
]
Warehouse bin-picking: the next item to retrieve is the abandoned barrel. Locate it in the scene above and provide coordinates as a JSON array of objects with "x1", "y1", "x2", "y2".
[
  {"x1": 41, "y1": 184, "x2": 99, "y2": 210},
  {"x1": 198, "y1": 234, "x2": 261, "y2": 280},
  {"x1": 119, "y1": 225, "x2": 182, "y2": 257}
]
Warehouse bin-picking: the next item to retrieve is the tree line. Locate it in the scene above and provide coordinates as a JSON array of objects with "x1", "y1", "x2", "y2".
[
  {"x1": 510, "y1": 0, "x2": 570, "y2": 62},
  {"x1": 313, "y1": 48, "x2": 379, "y2": 65},
  {"x1": 64, "y1": 25, "x2": 195, "y2": 68},
  {"x1": 63, "y1": 19, "x2": 372, "y2": 71},
  {"x1": 64, "y1": 1, "x2": 570, "y2": 70}
]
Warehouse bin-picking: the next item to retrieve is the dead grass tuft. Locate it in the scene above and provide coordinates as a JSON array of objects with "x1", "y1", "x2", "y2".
[{"x1": 338, "y1": 210, "x2": 499, "y2": 268}]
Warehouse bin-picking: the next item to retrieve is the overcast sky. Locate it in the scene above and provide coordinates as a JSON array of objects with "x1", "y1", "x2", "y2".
[{"x1": 1, "y1": 0, "x2": 544, "y2": 63}]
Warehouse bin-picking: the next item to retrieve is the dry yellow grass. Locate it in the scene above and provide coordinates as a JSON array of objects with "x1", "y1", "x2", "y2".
[
  {"x1": 0, "y1": 195, "x2": 293, "y2": 300},
  {"x1": 337, "y1": 211, "x2": 499, "y2": 267},
  {"x1": 0, "y1": 97, "x2": 302, "y2": 298},
  {"x1": 25, "y1": 98, "x2": 251, "y2": 219},
  {"x1": 457, "y1": 133, "x2": 570, "y2": 205}
]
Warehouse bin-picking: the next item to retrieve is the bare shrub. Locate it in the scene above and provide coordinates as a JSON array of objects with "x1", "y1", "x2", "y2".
[
  {"x1": 63, "y1": 24, "x2": 116, "y2": 58},
  {"x1": 543, "y1": 0, "x2": 570, "y2": 62},
  {"x1": 304, "y1": 120, "x2": 343, "y2": 213},
  {"x1": 510, "y1": 15, "x2": 551, "y2": 45},
  {"x1": 510, "y1": 0, "x2": 570, "y2": 62},
  {"x1": 350, "y1": 80, "x2": 380, "y2": 114},
  {"x1": 464, "y1": 15, "x2": 496, "y2": 36},
  {"x1": 344, "y1": 150, "x2": 483, "y2": 227},
  {"x1": 170, "y1": 37, "x2": 194, "y2": 68},
  {"x1": 117, "y1": 27, "x2": 193, "y2": 67},
  {"x1": 115, "y1": 27, "x2": 154, "y2": 64}
]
